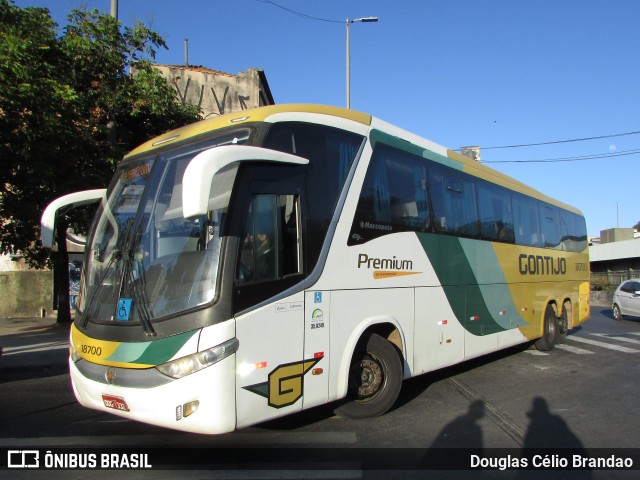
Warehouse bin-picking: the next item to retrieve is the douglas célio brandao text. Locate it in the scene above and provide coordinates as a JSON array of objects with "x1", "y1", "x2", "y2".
[{"x1": 470, "y1": 454, "x2": 634, "y2": 471}]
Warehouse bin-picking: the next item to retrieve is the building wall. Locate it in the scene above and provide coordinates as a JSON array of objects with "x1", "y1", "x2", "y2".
[
  {"x1": 153, "y1": 65, "x2": 275, "y2": 119},
  {"x1": 0, "y1": 256, "x2": 52, "y2": 317}
]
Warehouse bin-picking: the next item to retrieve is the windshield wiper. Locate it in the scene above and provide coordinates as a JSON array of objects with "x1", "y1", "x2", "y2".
[
  {"x1": 118, "y1": 223, "x2": 156, "y2": 337},
  {"x1": 79, "y1": 247, "x2": 120, "y2": 329}
]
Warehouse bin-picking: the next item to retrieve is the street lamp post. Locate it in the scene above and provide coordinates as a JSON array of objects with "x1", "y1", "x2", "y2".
[{"x1": 346, "y1": 16, "x2": 378, "y2": 109}]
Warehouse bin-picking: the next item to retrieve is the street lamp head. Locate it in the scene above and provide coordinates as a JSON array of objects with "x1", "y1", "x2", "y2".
[{"x1": 355, "y1": 16, "x2": 378, "y2": 23}]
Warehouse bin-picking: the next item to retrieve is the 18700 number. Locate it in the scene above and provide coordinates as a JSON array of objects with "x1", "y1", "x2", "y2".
[{"x1": 81, "y1": 344, "x2": 102, "y2": 356}]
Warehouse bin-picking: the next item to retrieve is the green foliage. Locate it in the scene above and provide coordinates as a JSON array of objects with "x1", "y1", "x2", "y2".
[{"x1": 0, "y1": 0, "x2": 201, "y2": 268}]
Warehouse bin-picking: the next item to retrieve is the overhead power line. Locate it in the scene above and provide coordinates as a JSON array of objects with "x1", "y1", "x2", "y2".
[
  {"x1": 257, "y1": 0, "x2": 343, "y2": 23},
  {"x1": 481, "y1": 129, "x2": 640, "y2": 150},
  {"x1": 483, "y1": 147, "x2": 640, "y2": 164}
]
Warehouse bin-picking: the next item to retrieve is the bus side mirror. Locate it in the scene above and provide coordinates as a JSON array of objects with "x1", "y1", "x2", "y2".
[
  {"x1": 40, "y1": 189, "x2": 106, "y2": 248},
  {"x1": 182, "y1": 145, "x2": 308, "y2": 219}
]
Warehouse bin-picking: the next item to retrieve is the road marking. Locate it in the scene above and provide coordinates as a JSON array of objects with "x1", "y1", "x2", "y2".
[
  {"x1": 1, "y1": 341, "x2": 68, "y2": 355},
  {"x1": 591, "y1": 333, "x2": 640, "y2": 345},
  {"x1": 522, "y1": 350, "x2": 549, "y2": 356},
  {"x1": 556, "y1": 344, "x2": 594, "y2": 354},
  {"x1": 566, "y1": 336, "x2": 640, "y2": 353}
]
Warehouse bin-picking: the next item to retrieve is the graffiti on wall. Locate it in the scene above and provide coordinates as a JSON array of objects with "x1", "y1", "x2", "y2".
[{"x1": 173, "y1": 78, "x2": 253, "y2": 118}]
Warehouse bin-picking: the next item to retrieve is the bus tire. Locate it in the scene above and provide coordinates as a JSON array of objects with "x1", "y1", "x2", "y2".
[
  {"x1": 557, "y1": 302, "x2": 570, "y2": 344},
  {"x1": 335, "y1": 333, "x2": 402, "y2": 419},
  {"x1": 535, "y1": 304, "x2": 558, "y2": 351}
]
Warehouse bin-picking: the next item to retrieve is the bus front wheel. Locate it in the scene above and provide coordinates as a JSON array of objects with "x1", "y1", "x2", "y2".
[
  {"x1": 335, "y1": 333, "x2": 402, "y2": 419},
  {"x1": 535, "y1": 304, "x2": 558, "y2": 351}
]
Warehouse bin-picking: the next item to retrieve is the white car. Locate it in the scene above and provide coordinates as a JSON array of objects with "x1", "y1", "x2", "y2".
[{"x1": 612, "y1": 279, "x2": 640, "y2": 320}]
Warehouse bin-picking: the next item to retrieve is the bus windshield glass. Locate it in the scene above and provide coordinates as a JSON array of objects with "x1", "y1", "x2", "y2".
[{"x1": 78, "y1": 129, "x2": 249, "y2": 325}]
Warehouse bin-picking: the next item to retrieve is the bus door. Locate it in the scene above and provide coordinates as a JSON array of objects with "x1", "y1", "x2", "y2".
[{"x1": 234, "y1": 187, "x2": 310, "y2": 428}]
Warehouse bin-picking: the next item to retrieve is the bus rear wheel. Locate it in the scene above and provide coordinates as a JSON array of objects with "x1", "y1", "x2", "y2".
[
  {"x1": 557, "y1": 302, "x2": 570, "y2": 344},
  {"x1": 335, "y1": 333, "x2": 402, "y2": 419},
  {"x1": 535, "y1": 304, "x2": 558, "y2": 351}
]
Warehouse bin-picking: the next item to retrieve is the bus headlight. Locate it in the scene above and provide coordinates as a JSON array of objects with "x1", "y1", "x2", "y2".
[{"x1": 156, "y1": 338, "x2": 239, "y2": 379}]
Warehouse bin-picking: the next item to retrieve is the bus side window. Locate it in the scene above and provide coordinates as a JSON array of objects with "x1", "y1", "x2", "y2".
[
  {"x1": 349, "y1": 143, "x2": 430, "y2": 244},
  {"x1": 429, "y1": 163, "x2": 479, "y2": 238},
  {"x1": 477, "y1": 181, "x2": 514, "y2": 243},
  {"x1": 238, "y1": 194, "x2": 301, "y2": 285},
  {"x1": 540, "y1": 204, "x2": 560, "y2": 248},
  {"x1": 512, "y1": 194, "x2": 541, "y2": 247}
]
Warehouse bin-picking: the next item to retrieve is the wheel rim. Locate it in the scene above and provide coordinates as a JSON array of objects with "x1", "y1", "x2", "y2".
[
  {"x1": 353, "y1": 354, "x2": 385, "y2": 401},
  {"x1": 614, "y1": 305, "x2": 620, "y2": 319}
]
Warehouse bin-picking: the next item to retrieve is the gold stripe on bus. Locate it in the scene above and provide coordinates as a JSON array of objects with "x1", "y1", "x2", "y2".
[
  {"x1": 126, "y1": 104, "x2": 372, "y2": 159},
  {"x1": 373, "y1": 270, "x2": 422, "y2": 279},
  {"x1": 71, "y1": 324, "x2": 154, "y2": 369}
]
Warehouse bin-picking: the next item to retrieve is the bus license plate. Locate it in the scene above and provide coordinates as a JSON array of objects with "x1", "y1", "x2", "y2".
[{"x1": 102, "y1": 394, "x2": 130, "y2": 412}]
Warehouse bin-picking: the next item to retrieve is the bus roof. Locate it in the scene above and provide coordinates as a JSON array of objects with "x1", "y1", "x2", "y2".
[
  {"x1": 124, "y1": 103, "x2": 582, "y2": 217},
  {"x1": 124, "y1": 104, "x2": 372, "y2": 160}
]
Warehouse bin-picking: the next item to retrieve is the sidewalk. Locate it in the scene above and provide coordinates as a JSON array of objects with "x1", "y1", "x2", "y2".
[{"x1": 0, "y1": 316, "x2": 71, "y2": 373}]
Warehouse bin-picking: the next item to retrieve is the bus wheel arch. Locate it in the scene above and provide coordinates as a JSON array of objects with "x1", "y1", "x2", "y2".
[
  {"x1": 535, "y1": 302, "x2": 559, "y2": 351},
  {"x1": 335, "y1": 323, "x2": 404, "y2": 419}
]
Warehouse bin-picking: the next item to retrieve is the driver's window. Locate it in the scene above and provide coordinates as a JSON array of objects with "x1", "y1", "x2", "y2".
[{"x1": 238, "y1": 194, "x2": 301, "y2": 285}]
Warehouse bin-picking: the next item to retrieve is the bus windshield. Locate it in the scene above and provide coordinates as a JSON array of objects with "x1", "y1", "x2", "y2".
[{"x1": 78, "y1": 130, "x2": 249, "y2": 327}]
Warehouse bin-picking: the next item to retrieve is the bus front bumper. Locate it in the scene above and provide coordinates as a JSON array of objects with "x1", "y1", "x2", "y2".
[{"x1": 69, "y1": 354, "x2": 237, "y2": 435}]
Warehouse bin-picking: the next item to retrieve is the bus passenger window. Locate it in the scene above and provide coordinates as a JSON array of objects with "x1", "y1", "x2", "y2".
[
  {"x1": 540, "y1": 204, "x2": 560, "y2": 248},
  {"x1": 512, "y1": 194, "x2": 541, "y2": 247},
  {"x1": 349, "y1": 143, "x2": 430, "y2": 244},
  {"x1": 429, "y1": 164, "x2": 478, "y2": 238},
  {"x1": 477, "y1": 181, "x2": 514, "y2": 243}
]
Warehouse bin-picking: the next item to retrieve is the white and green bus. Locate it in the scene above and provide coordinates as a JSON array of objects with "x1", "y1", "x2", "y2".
[{"x1": 41, "y1": 104, "x2": 590, "y2": 434}]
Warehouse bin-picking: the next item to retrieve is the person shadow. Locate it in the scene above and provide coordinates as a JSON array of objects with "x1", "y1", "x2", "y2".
[
  {"x1": 519, "y1": 396, "x2": 592, "y2": 479},
  {"x1": 421, "y1": 400, "x2": 486, "y2": 471},
  {"x1": 431, "y1": 399, "x2": 486, "y2": 449}
]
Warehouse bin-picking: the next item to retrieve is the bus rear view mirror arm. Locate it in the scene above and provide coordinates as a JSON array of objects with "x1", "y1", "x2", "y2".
[
  {"x1": 40, "y1": 189, "x2": 106, "y2": 248},
  {"x1": 182, "y1": 145, "x2": 308, "y2": 219}
]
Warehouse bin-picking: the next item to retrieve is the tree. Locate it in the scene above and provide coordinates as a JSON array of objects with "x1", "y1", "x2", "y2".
[{"x1": 0, "y1": 1, "x2": 200, "y2": 323}]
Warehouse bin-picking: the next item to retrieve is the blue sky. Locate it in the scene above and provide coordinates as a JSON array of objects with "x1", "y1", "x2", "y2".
[{"x1": 14, "y1": 0, "x2": 640, "y2": 237}]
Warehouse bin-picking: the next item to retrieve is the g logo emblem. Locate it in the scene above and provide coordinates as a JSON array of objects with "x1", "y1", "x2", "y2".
[{"x1": 244, "y1": 357, "x2": 322, "y2": 408}]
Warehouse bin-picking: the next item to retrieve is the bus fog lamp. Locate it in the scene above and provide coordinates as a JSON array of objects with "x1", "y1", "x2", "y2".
[
  {"x1": 156, "y1": 338, "x2": 239, "y2": 379},
  {"x1": 69, "y1": 344, "x2": 81, "y2": 363},
  {"x1": 183, "y1": 400, "x2": 199, "y2": 418}
]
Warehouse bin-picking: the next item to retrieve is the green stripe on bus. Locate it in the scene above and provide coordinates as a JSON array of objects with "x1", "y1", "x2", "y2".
[
  {"x1": 109, "y1": 330, "x2": 198, "y2": 366},
  {"x1": 417, "y1": 233, "x2": 507, "y2": 336}
]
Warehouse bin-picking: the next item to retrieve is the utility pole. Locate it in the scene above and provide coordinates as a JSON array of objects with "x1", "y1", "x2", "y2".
[{"x1": 110, "y1": 0, "x2": 118, "y2": 20}]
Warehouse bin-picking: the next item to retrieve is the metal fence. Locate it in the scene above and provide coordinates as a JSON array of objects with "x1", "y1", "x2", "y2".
[{"x1": 591, "y1": 269, "x2": 640, "y2": 288}]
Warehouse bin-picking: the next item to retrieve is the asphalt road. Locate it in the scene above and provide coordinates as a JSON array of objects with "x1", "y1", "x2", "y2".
[{"x1": 1, "y1": 306, "x2": 638, "y2": 479}]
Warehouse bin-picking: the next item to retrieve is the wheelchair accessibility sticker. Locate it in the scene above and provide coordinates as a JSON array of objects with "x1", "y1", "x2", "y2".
[{"x1": 116, "y1": 298, "x2": 133, "y2": 321}]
